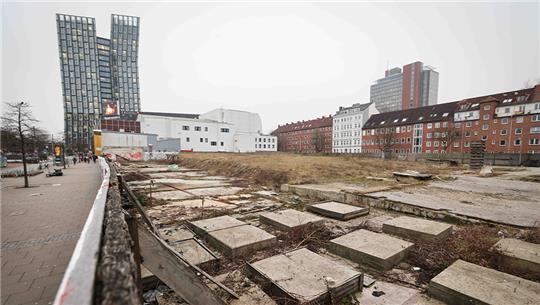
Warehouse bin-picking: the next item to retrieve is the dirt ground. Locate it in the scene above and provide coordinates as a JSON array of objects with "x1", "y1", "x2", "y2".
[{"x1": 178, "y1": 152, "x2": 458, "y2": 187}]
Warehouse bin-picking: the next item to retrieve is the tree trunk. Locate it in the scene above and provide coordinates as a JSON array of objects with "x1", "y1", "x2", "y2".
[{"x1": 18, "y1": 106, "x2": 29, "y2": 188}]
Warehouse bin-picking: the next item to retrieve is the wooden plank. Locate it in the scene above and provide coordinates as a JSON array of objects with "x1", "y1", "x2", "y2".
[
  {"x1": 53, "y1": 157, "x2": 110, "y2": 305},
  {"x1": 137, "y1": 223, "x2": 226, "y2": 305},
  {"x1": 121, "y1": 177, "x2": 161, "y2": 237}
]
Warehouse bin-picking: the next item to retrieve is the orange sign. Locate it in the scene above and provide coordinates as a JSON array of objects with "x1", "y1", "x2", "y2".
[{"x1": 54, "y1": 144, "x2": 62, "y2": 157}]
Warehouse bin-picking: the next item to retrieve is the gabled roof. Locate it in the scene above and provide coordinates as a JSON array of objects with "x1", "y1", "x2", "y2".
[
  {"x1": 138, "y1": 111, "x2": 199, "y2": 119},
  {"x1": 363, "y1": 102, "x2": 457, "y2": 129},
  {"x1": 455, "y1": 87, "x2": 536, "y2": 112},
  {"x1": 273, "y1": 116, "x2": 333, "y2": 134}
]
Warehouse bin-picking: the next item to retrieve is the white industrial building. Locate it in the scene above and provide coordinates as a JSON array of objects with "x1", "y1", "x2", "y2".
[
  {"x1": 137, "y1": 109, "x2": 277, "y2": 153},
  {"x1": 332, "y1": 102, "x2": 378, "y2": 153}
]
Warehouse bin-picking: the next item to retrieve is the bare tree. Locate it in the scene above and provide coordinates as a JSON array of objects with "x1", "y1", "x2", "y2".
[
  {"x1": 2, "y1": 102, "x2": 38, "y2": 187},
  {"x1": 312, "y1": 129, "x2": 325, "y2": 153},
  {"x1": 440, "y1": 123, "x2": 461, "y2": 153},
  {"x1": 375, "y1": 127, "x2": 396, "y2": 160}
]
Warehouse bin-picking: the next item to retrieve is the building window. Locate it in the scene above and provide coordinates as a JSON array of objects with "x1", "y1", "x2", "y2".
[
  {"x1": 483, "y1": 114, "x2": 490, "y2": 120},
  {"x1": 454, "y1": 123, "x2": 461, "y2": 128},
  {"x1": 501, "y1": 118, "x2": 509, "y2": 124},
  {"x1": 465, "y1": 131, "x2": 471, "y2": 137},
  {"x1": 500, "y1": 140, "x2": 506, "y2": 146},
  {"x1": 204, "y1": 127, "x2": 208, "y2": 132},
  {"x1": 443, "y1": 122, "x2": 448, "y2": 128},
  {"x1": 466, "y1": 122, "x2": 472, "y2": 127},
  {"x1": 426, "y1": 141, "x2": 431, "y2": 147},
  {"x1": 514, "y1": 139, "x2": 521, "y2": 146},
  {"x1": 220, "y1": 142, "x2": 224, "y2": 146},
  {"x1": 516, "y1": 117, "x2": 524, "y2": 123},
  {"x1": 195, "y1": 126, "x2": 201, "y2": 131},
  {"x1": 426, "y1": 133, "x2": 432, "y2": 138},
  {"x1": 435, "y1": 122, "x2": 440, "y2": 128},
  {"x1": 200, "y1": 138, "x2": 203, "y2": 143},
  {"x1": 464, "y1": 141, "x2": 470, "y2": 147},
  {"x1": 484, "y1": 105, "x2": 491, "y2": 110},
  {"x1": 481, "y1": 135, "x2": 487, "y2": 141},
  {"x1": 500, "y1": 129, "x2": 507, "y2": 135},
  {"x1": 515, "y1": 128, "x2": 522, "y2": 134},
  {"x1": 531, "y1": 127, "x2": 540, "y2": 134},
  {"x1": 182, "y1": 125, "x2": 189, "y2": 131},
  {"x1": 210, "y1": 141, "x2": 217, "y2": 146},
  {"x1": 532, "y1": 114, "x2": 540, "y2": 122},
  {"x1": 482, "y1": 124, "x2": 489, "y2": 130},
  {"x1": 434, "y1": 141, "x2": 439, "y2": 147},
  {"x1": 529, "y1": 138, "x2": 540, "y2": 145},
  {"x1": 453, "y1": 142, "x2": 459, "y2": 148},
  {"x1": 186, "y1": 137, "x2": 190, "y2": 142},
  {"x1": 220, "y1": 128, "x2": 230, "y2": 133},
  {"x1": 427, "y1": 123, "x2": 432, "y2": 129},
  {"x1": 205, "y1": 138, "x2": 208, "y2": 143}
]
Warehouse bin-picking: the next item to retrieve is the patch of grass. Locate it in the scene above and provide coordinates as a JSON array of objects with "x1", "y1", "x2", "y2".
[{"x1": 176, "y1": 152, "x2": 455, "y2": 187}]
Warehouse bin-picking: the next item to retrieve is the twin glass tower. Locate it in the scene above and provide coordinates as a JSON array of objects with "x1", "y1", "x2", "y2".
[{"x1": 56, "y1": 13, "x2": 140, "y2": 152}]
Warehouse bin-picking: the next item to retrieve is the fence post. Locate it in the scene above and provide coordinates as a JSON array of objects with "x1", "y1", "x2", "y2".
[{"x1": 124, "y1": 211, "x2": 143, "y2": 302}]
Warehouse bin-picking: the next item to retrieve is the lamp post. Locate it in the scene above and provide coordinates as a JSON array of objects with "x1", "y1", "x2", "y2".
[{"x1": 18, "y1": 102, "x2": 29, "y2": 187}]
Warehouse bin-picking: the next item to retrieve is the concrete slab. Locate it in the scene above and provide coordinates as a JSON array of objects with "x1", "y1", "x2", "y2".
[
  {"x1": 208, "y1": 225, "x2": 277, "y2": 257},
  {"x1": 188, "y1": 186, "x2": 244, "y2": 197},
  {"x1": 282, "y1": 182, "x2": 392, "y2": 204},
  {"x1": 157, "y1": 199, "x2": 235, "y2": 210},
  {"x1": 355, "y1": 280, "x2": 419, "y2": 305},
  {"x1": 329, "y1": 229, "x2": 414, "y2": 271},
  {"x1": 494, "y1": 238, "x2": 540, "y2": 275},
  {"x1": 172, "y1": 239, "x2": 217, "y2": 267},
  {"x1": 259, "y1": 209, "x2": 324, "y2": 231},
  {"x1": 189, "y1": 215, "x2": 246, "y2": 237},
  {"x1": 159, "y1": 227, "x2": 194, "y2": 243},
  {"x1": 307, "y1": 201, "x2": 369, "y2": 220},
  {"x1": 428, "y1": 259, "x2": 540, "y2": 305},
  {"x1": 247, "y1": 248, "x2": 362, "y2": 304},
  {"x1": 129, "y1": 178, "x2": 230, "y2": 189},
  {"x1": 382, "y1": 216, "x2": 452, "y2": 241},
  {"x1": 151, "y1": 190, "x2": 195, "y2": 201},
  {"x1": 369, "y1": 176, "x2": 540, "y2": 227}
]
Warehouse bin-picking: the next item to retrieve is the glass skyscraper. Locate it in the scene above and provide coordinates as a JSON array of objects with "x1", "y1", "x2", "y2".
[{"x1": 56, "y1": 13, "x2": 140, "y2": 152}]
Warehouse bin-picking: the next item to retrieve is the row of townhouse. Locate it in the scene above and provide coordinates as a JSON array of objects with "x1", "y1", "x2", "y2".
[
  {"x1": 362, "y1": 85, "x2": 540, "y2": 154},
  {"x1": 272, "y1": 102, "x2": 378, "y2": 153}
]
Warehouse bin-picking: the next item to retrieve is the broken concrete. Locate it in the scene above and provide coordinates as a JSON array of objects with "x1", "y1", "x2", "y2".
[
  {"x1": 382, "y1": 216, "x2": 453, "y2": 241},
  {"x1": 172, "y1": 239, "x2": 217, "y2": 267},
  {"x1": 428, "y1": 259, "x2": 540, "y2": 305},
  {"x1": 208, "y1": 225, "x2": 277, "y2": 257},
  {"x1": 188, "y1": 186, "x2": 244, "y2": 197},
  {"x1": 259, "y1": 209, "x2": 324, "y2": 231},
  {"x1": 368, "y1": 177, "x2": 540, "y2": 227},
  {"x1": 356, "y1": 280, "x2": 420, "y2": 305},
  {"x1": 188, "y1": 215, "x2": 245, "y2": 237},
  {"x1": 493, "y1": 238, "x2": 540, "y2": 275},
  {"x1": 282, "y1": 182, "x2": 392, "y2": 204},
  {"x1": 151, "y1": 190, "x2": 195, "y2": 201},
  {"x1": 247, "y1": 248, "x2": 362, "y2": 304},
  {"x1": 159, "y1": 227, "x2": 194, "y2": 243},
  {"x1": 307, "y1": 201, "x2": 369, "y2": 220},
  {"x1": 329, "y1": 229, "x2": 414, "y2": 271}
]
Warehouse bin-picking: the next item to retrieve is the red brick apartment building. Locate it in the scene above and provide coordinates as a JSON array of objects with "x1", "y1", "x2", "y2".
[
  {"x1": 272, "y1": 116, "x2": 333, "y2": 153},
  {"x1": 362, "y1": 85, "x2": 540, "y2": 154}
]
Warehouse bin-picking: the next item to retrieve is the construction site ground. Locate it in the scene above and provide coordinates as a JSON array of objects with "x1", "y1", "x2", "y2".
[{"x1": 116, "y1": 152, "x2": 540, "y2": 305}]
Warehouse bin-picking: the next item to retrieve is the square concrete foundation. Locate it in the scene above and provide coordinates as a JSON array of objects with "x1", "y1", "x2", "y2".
[
  {"x1": 259, "y1": 209, "x2": 324, "y2": 231},
  {"x1": 307, "y1": 201, "x2": 369, "y2": 220},
  {"x1": 493, "y1": 238, "x2": 540, "y2": 275},
  {"x1": 159, "y1": 227, "x2": 194, "y2": 243},
  {"x1": 188, "y1": 215, "x2": 245, "y2": 237},
  {"x1": 329, "y1": 229, "x2": 414, "y2": 271},
  {"x1": 247, "y1": 248, "x2": 362, "y2": 305},
  {"x1": 172, "y1": 239, "x2": 217, "y2": 268},
  {"x1": 428, "y1": 260, "x2": 540, "y2": 305},
  {"x1": 382, "y1": 216, "x2": 453, "y2": 241},
  {"x1": 208, "y1": 225, "x2": 277, "y2": 257}
]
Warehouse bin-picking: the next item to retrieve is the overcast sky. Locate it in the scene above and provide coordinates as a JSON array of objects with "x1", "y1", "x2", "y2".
[{"x1": 2, "y1": 1, "x2": 539, "y2": 134}]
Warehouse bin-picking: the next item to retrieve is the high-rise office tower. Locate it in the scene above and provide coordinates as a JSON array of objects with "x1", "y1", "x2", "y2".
[
  {"x1": 370, "y1": 61, "x2": 439, "y2": 113},
  {"x1": 56, "y1": 13, "x2": 140, "y2": 152}
]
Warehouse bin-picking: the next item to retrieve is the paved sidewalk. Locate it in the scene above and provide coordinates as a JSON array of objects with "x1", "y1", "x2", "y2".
[{"x1": 1, "y1": 162, "x2": 102, "y2": 305}]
